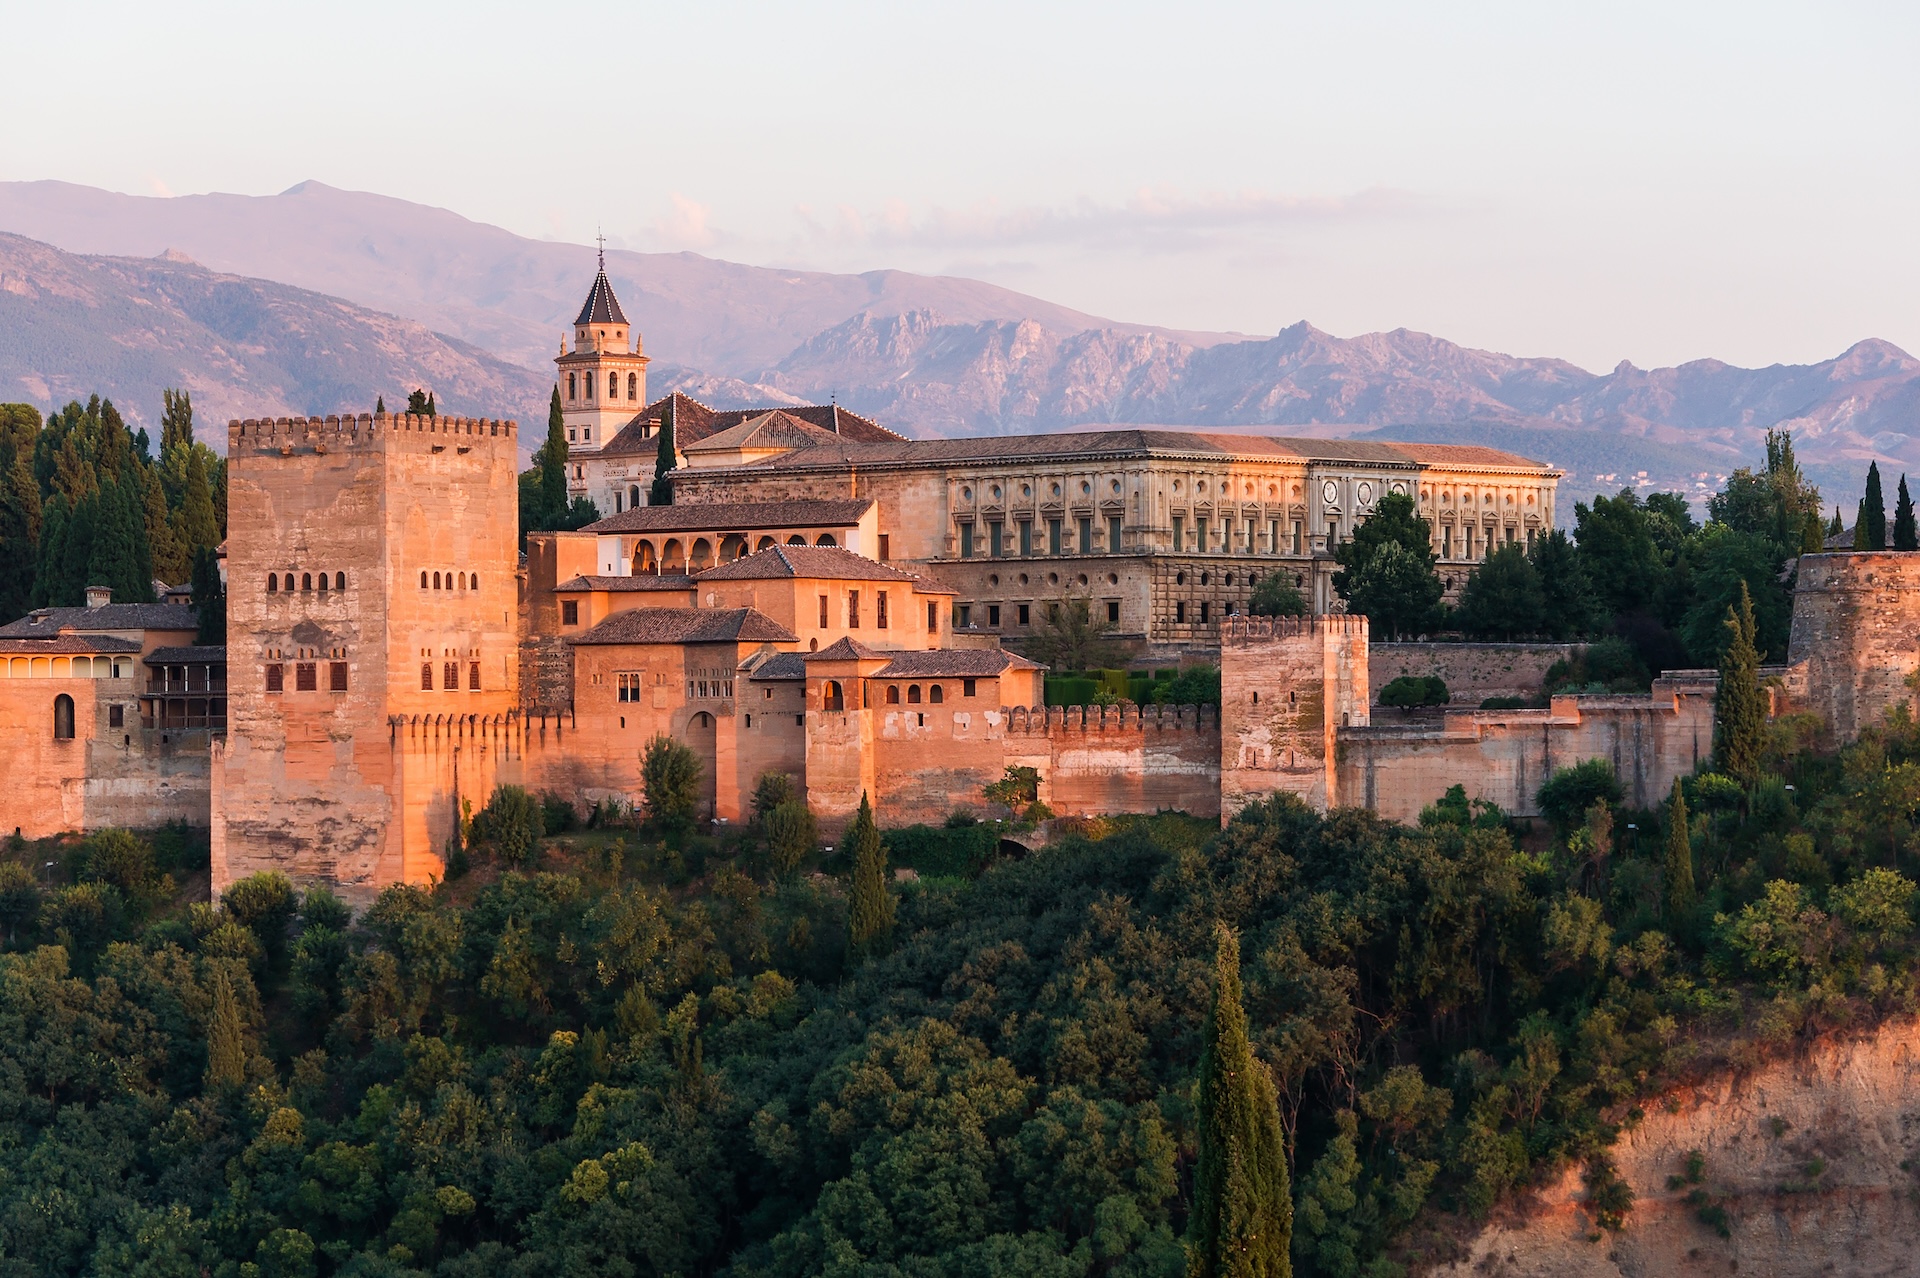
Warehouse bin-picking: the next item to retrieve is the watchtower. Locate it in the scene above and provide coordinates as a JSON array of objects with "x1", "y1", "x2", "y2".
[
  {"x1": 212, "y1": 412, "x2": 520, "y2": 901},
  {"x1": 555, "y1": 247, "x2": 649, "y2": 455}
]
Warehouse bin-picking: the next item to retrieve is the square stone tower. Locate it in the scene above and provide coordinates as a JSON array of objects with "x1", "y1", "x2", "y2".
[
  {"x1": 212, "y1": 412, "x2": 519, "y2": 900},
  {"x1": 1218, "y1": 614, "x2": 1370, "y2": 815}
]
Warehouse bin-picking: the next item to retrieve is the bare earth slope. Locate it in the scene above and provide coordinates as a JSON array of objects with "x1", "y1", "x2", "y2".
[
  {"x1": 1432, "y1": 1018, "x2": 1920, "y2": 1278},
  {"x1": 0, "y1": 232, "x2": 543, "y2": 428}
]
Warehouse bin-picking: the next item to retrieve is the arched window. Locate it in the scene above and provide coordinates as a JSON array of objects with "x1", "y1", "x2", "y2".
[
  {"x1": 815, "y1": 534, "x2": 837, "y2": 547},
  {"x1": 53, "y1": 694, "x2": 74, "y2": 739},
  {"x1": 300, "y1": 573, "x2": 311, "y2": 591},
  {"x1": 420, "y1": 571, "x2": 429, "y2": 589},
  {"x1": 458, "y1": 573, "x2": 466, "y2": 590},
  {"x1": 568, "y1": 373, "x2": 576, "y2": 399},
  {"x1": 609, "y1": 372, "x2": 618, "y2": 399},
  {"x1": 633, "y1": 541, "x2": 657, "y2": 574},
  {"x1": 283, "y1": 573, "x2": 295, "y2": 593},
  {"x1": 586, "y1": 373, "x2": 594, "y2": 399},
  {"x1": 756, "y1": 536, "x2": 775, "y2": 552},
  {"x1": 443, "y1": 570, "x2": 452, "y2": 590},
  {"x1": 823, "y1": 681, "x2": 844, "y2": 711},
  {"x1": 266, "y1": 574, "x2": 278, "y2": 593},
  {"x1": 689, "y1": 538, "x2": 713, "y2": 571},
  {"x1": 662, "y1": 539, "x2": 684, "y2": 571},
  {"x1": 335, "y1": 572, "x2": 346, "y2": 591},
  {"x1": 317, "y1": 573, "x2": 328, "y2": 593},
  {"x1": 787, "y1": 535, "x2": 807, "y2": 545},
  {"x1": 885, "y1": 685, "x2": 900, "y2": 704},
  {"x1": 627, "y1": 372, "x2": 638, "y2": 399},
  {"x1": 432, "y1": 572, "x2": 441, "y2": 589},
  {"x1": 470, "y1": 574, "x2": 478, "y2": 591},
  {"x1": 929, "y1": 684, "x2": 944, "y2": 704},
  {"x1": 907, "y1": 685, "x2": 922, "y2": 704}
]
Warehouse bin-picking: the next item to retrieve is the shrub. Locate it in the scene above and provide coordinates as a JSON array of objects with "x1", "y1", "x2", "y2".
[
  {"x1": 1249, "y1": 571, "x2": 1309, "y2": 617},
  {"x1": 984, "y1": 765, "x2": 1041, "y2": 810},
  {"x1": 1537, "y1": 760, "x2": 1622, "y2": 835},
  {"x1": 751, "y1": 772, "x2": 798, "y2": 820},
  {"x1": 539, "y1": 791, "x2": 578, "y2": 835},
  {"x1": 1151, "y1": 664, "x2": 1221, "y2": 708},
  {"x1": 641, "y1": 736, "x2": 703, "y2": 831},
  {"x1": 78, "y1": 829, "x2": 168, "y2": 911},
  {"x1": 1479, "y1": 695, "x2": 1529, "y2": 710},
  {"x1": 765, "y1": 802, "x2": 818, "y2": 878},
  {"x1": 1380, "y1": 675, "x2": 1449, "y2": 708},
  {"x1": 480, "y1": 785, "x2": 542, "y2": 867}
]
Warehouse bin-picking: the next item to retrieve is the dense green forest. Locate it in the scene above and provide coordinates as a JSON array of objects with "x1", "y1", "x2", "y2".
[
  {"x1": 4, "y1": 657, "x2": 1919, "y2": 1277},
  {"x1": 0, "y1": 394, "x2": 226, "y2": 625}
]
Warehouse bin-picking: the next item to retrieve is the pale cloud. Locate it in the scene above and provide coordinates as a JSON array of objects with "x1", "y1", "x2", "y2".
[
  {"x1": 146, "y1": 174, "x2": 173, "y2": 198},
  {"x1": 640, "y1": 192, "x2": 721, "y2": 252}
]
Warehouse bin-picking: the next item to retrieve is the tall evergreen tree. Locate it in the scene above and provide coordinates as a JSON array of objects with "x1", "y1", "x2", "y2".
[
  {"x1": 0, "y1": 450, "x2": 39, "y2": 621},
  {"x1": 406, "y1": 389, "x2": 431, "y2": 415},
  {"x1": 160, "y1": 388, "x2": 194, "y2": 455},
  {"x1": 32, "y1": 494, "x2": 69, "y2": 608},
  {"x1": 1713, "y1": 582, "x2": 1766, "y2": 786},
  {"x1": 205, "y1": 969, "x2": 245, "y2": 1089},
  {"x1": 191, "y1": 545, "x2": 225, "y2": 644},
  {"x1": 1863, "y1": 461, "x2": 1887, "y2": 550},
  {"x1": 426, "y1": 391, "x2": 437, "y2": 417},
  {"x1": 1455, "y1": 543, "x2": 1545, "y2": 638},
  {"x1": 376, "y1": 395, "x2": 386, "y2": 414},
  {"x1": 1895, "y1": 476, "x2": 1917, "y2": 551},
  {"x1": 57, "y1": 493, "x2": 96, "y2": 607},
  {"x1": 541, "y1": 386, "x2": 568, "y2": 523},
  {"x1": 1664, "y1": 779, "x2": 1695, "y2": 921},
  {"x1": 143, "y1": 467, "x2": 187, "y2": 585},
  {"x1": 1529, "y1": 528, "x2": 1597, "y2": 639},
  {"x1": 845, "y1": 793, "x2": 894, "y2": 961},
  {"x1": 1188, "y1": 924, "x2": 1292, "y2": 1278},
  {"x1": 175, "y1": 445, "x2": 221, "y2": 558},
  {"x1": 1829, "y1": 505, "x2": 1843, "y2": 538},
  {"x1": 1853, "y1": 499, "x2": 1869, "y2": 550},
  {"x1": 651, "y1": 397, "x2": 676, "y2": 506}
]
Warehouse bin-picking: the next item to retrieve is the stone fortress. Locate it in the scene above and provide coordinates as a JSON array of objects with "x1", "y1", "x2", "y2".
[{"x1": 0, "y1": 263, "x2": 1905, "y2": 902}]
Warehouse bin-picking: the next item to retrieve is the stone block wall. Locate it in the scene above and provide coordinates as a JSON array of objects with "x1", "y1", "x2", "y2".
[
  {"x1": 1370, "y1": 642, "x2": 1582, "y2": 705},
  {"x1": 1786, "y1": 553, "x2": 1920, "y2": 743},
  {"x1": 1219, "y1": 615, "x2": 1368, "y2": 816}
]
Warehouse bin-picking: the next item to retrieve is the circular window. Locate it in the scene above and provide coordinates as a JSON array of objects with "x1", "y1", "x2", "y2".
[
  {"x1": 1322, "y1": 479, "x2": 1339, "y2": 504},
  {"x1": 1200, "y1": 572, "x2": 1210, "y2": 586},
  {"x1": 1111, "y1": 479, "x2": 1121, "y2": 493},
  {"x1": 961, "y1": 486, "x2": 972, "y2": 500},
  {"x1": 1245, "y1": 482, "x2": 1254, "y2": 495},
  {"x1": 1051, "y1": 482, "x2": 1061, "y2": 497},
  {"x1": 1173, "y1": 480, "x2": 1182, "y2": 491},
  {"x1": 1022, "y1": 484, "x2": 1032, "y2": 498},
  {"x1": 1048, "y1": 572, "x2": 1059, "y2": 585},
  {"x1": 991, "y1": 485, "x2": 1001, "y2": 499},
  {"x1": 1019, "y1": 573, "x2": 1030, "y2": 585},
  {"x1": 1198, "y1": 481, "x2": 1207, "y2": 494},
  {"x1": 1269, "y1": 484, "x2": 1278, "y2": 497},
  {"x1": 988, "y1": 573, "x2": 999, "y2": 586},
  {"x1": 1176, "y1": 572, "x2": 1187, "y2": 585},
  {"x1": 1077, "y1": 573, "x2": 1088, "y2": 585},
  {"x1": 1107, "y1": 573, "x2": 1118, "y2": 585},
  {"x1": 1528, "y1": 494, "x2": 1536, "y2": 505},
  {"x1": 1080, "y1": 481, "x2": 1091, "y2": 495}
]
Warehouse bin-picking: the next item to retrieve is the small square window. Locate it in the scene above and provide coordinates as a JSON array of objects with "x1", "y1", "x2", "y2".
[
  {"x1": 562, "y1": 600, "x2": 579, "y2": 626},
  {"x1": 963, "y1": 678, "x2": 977, "y2": 697},
  {"x1": 108, "y1": 704, "x2": 124, "y2": 728}
]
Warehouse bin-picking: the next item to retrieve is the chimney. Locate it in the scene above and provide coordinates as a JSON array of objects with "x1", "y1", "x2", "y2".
[{"x1": 85, "y1": 585, "x2": 112, "y2": 609}]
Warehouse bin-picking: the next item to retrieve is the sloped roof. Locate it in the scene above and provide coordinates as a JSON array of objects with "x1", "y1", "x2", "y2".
[
  {"x1": 0, "y1": 634, "x2": 141, "y2": 655},
  {"x1": 747, "y1": 652, "x2": 809, "y2": 681},
  {"x1": 873, "y1": 649, "x2": 1044, "y2": 677},
  {"x1": 554, "y1": 574, "x2": 697, "y2": 593},
  {"x1": 694, "y1": 544, "x2": 929, "y2": 585},
  {"x1": 581, "y1": 498, "x2": 872, "y2": 536},
  {"x1": 575, "y1": 270, "x2": 629, "y2": 326},
  {"x1": 595, "y1": 392, "x2": 903, "y2": 457},
  {"x1": 568, "y1": 607, "x2": 797, "y2": 646},
  {"x1": 145, "y1": 645, "x2": 227, "y2": 664},
  {"x1": 805, "y1": 636, "x2": 889, "y2": 662},
  {"x1": 0, "y1": 603, "x2": 199, "y2": 637},
  {"x1": 681, "y1": 410, "x2": 845, "y2": 456}
]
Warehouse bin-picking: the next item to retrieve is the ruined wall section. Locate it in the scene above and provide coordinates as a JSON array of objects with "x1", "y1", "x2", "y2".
[
  {"x1": 1370, "y1": 641, "x2": 1581, "y2": 705},
  {"x1": 1786, "y1": 552, "x2": 1920, "y2": 744},
  {"x1": 1219, "y1": 615, "x2": 1368, "y2": 816},
  {"x1": 215, "y1": 413, "x2": 518, "y2": 903}
]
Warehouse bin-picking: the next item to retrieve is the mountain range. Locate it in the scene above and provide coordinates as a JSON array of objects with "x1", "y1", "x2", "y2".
[{"x1": 0, "y1": 179, "x2": 1916, "y2": 508}]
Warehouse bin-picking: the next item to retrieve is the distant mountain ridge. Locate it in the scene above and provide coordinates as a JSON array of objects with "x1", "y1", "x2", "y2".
[{"x1": 1, "y1": 179, "x2": 1917, "y2": 506}]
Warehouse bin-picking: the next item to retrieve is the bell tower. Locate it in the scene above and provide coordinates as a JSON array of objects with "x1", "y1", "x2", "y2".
[{"x1": 555, "y1": 241, "x2": 650, "y2": 455}]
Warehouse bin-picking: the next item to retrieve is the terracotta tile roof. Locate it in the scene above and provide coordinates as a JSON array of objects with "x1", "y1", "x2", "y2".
[
  {"x1": 685, "y1": 428, "x2": 1551, "y2": 473},
  {"x1": 554, "y1": 574, "x2": 697, "y2": 593},
  {"x1": 595, "y1": 392, "x2": 903, "y2": 457},
  {"x1": 580, "y1": 498, "x2": 872, "y2": 535},
  {"x1": 0, "y1": 603, "x2": 199, "y2": 637},
  {"x1": 805, "y1": 637, "x2": 889, "y2": 662},
  {"x1": 873, "y1": 649, "x2": 1044, "y2": 677},
  {"x1": 0, "y1": 634, "x2": 142, "y2": 655},
  {"x1": 575, "y1": 269, "x2": 629, "y2": 325},
  {"x1": 694, "y1": 544, "x2": 930, "y2": 585},
  {"x1": 144, "y1": 645, "x2": 228, "y2": 664},
  {"x1": 568, "y1": 607, "x2": 797, "y2": 646},
  {"x1": 681, "y1": 410, "x2": 845, "y2": 456},
  {"x1": 747, "y1": 652, "x2": 809, "y2": 681}
]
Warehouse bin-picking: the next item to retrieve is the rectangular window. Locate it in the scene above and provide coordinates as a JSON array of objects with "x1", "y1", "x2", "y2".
[
  {"x1": 1292, "y1": 521, "x2": 1303, "y2": 554},
  {"x1": 295, "y1": 662, "x2": 317, "y2": 691},
  {"x1": 988, "y1": 603, "x2": 1001, "y2": 627},
  {"x1": 330, "y1": 662, "x2": 348, "y2": 692},
  {"x1": 266, "y1": 664, "x2": 284, "y2": 693},
  {"x1": 1048, "y1": 518, "x2": 1062, "y2": 555},
  {"x1": 1077, "y1": 516, "x2": 1091, "y2": 554},
  {"x1": 848, "y1": 590, "x2": 860, "y2": 628},
  {"x1": 1176, "y1": 601, "x2": 1187, "y2": 624},
  {"x1": 1172, "y1": 516, "x2": 1184, "y2": 552},
  {"x1": 1199, "y1": 602, "x2": 1210, "y2": 624},
  {"x1": 562, "y1": 600, "x2": 579, "y2": 626},
  {"x1": 956, "y1": 604, "x2": 972, "y2": 628},
  {"x1": 1018, "y1": 602, "x2": 1031, "y2": 627},
  {"x1": 1465, "y1": 526, "x2": 1476, "y2": 559},
  {"x1": 796, "y1": 713, "x2": 805, "y2": 726},
  {"x1": 1247, "y1": 518, "x2": 1257, "y2": 552},
  {"x1": 1442, "y1": 526, "x2": 1452, "y2": 558},
  {"x1": 1106, "y1": 600, "x2": 1120, "y2": 624},
  {"x1": 469, "y1": 662, "x2": 481, "y2": 690},
  {"x1": 960, "y1": 523, "x2": 975, "y2": 558},
  {"x1": 109, "y1": 704, "x2": 124, "y2": 728},
  {"x1": 1328, "y1": 520, "x2": 1339, "y2": 546},
  {"x1": 963, "y1": 678, "x2": 977, "y2": 697},
  {"x1": 419, "y1": 663, "x2": 432, "y2": 691},
  {"x1": 1196, "y1": 517, "x2": 1209, "y2": 554},
  {"x1": 1108, "y1": 515, "x2": 1122, "y2": 554},
  {"x1": 877, "y1": 591, "x2": 889, "y2": 629},
  {"x1": 619, "y1": 672, "x2": 642, "y2": 702},
  {"x1": 819, "y1": 595, "x2": 829, "y2": 628},
  {"x1": 989, "y1": 521, "x2": 1004, "y2": 557},
  {"x1": 927, "y1": 601, "x2": 938, "y2": 633},
  {"x1": 1019, "y1": 521, "x2": 1033, "y2": 556},
  {"x1": 878, "y1": 534, "x2": 890, "y2": 561},
  {"x1": 443, "y1": 662, "x2": 458, "y2": 691},
  {"x1": 1268, "y1": 519, "x2": 1280, "y2": 554}
]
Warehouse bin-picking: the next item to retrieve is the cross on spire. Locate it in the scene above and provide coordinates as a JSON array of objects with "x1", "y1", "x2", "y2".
[{"x1": 596, "y1": 228, "x2": 606, "y2": 271}]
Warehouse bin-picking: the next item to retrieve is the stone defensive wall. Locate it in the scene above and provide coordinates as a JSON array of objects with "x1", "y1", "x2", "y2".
[
  {"x1": 226, "y1": 412, "x2": 519, "y2": 451},
  {"x1": 1003, "y1": 703, "x2": 1221, "y2": 823},
  {"x1": 1335, "y1": 673, "x2": 1717, "y2": 823},
  {"x1": 1785, "y1": 552, "x2": 1920, "y2": 743},
  {"x1": 1219, "y1": 614, "x2": 1369, "y2": 814},
  {"x1": 1370, "y1": 641, "x2": 1583, "y2": 705}
]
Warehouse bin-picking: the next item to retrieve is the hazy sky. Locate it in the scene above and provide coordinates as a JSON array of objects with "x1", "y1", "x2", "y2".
[{"x1": 5, "y1": 1, "x2": 1917, "y2": 371}]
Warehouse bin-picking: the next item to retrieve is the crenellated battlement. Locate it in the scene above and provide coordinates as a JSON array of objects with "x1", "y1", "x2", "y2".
[
  {"x1": 1004, "y1": 702, "x2": 1219, "y2": 734},
  {"x1": 227, "y1": 413, "x2": 518, "y2": 453},
  {"x1": 1223, "y1": 614, "x2": 1369, "y2": 642}
]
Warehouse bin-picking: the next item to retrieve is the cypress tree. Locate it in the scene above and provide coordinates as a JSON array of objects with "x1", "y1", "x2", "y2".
[
  {"x1": 175, "y1": 445, "x2": 220, "y2": 558},
  {"x1": 160, "y1": 388, "x2": 194, "y2": 455},
  {"x1": 376, "y1": 395, "x2": 386, "y2": 414},
  {"x1": 1713, "y1": 581, "x2": 1766, "y2": 787},
  {"x1": 1663, "y1": 779, "x2": 1695, "y2": 921},
  {"x1": 426, "y1": 391, "x2": 437, "y2": 417},
  {"x1": 206, "y1": 969, "x2": 245, "y2": 1089},
  {"x1": 845, "y1": 793, "x2": 894, "y2": 961},
  {"x1": 0, "y1": 451, "x2": 39, "y2": 621},
  {"x1": 58, "y1": 492, "x2": 95, "y2": 606},
  {"x1": 651, "y1": 398, "x2": 676, "y2": 506},
  {"x1": 1864, "y1": 461, "x2": 1887, "y2": 550},
  {"x1": 1828, "y1": 506, "x2": 1843, "y2": 538},
  {"x1": 32, "y1": 494, "x2": 69, "y2": 608},
  {"x1": 1188, "y1": 924, "x2": 1292, "y2": 1278},
  {"x1": 540, "y1": 386, "x2": 568, "y2": 525},
  {"x1": 143, "y1": 467, "x2": 187, "y2": 585},
  {"x1": 191, "y1": 545, "x2": 225, "y2": 644},
  {"x1": 1895, "y1": 476, "x2": 1918, "y2": 551},
  {"x1": 406, "y1": 389, "x2": 431, "y2": 415},
  {"x1": 1854, "y1": 500, "x2": 1869, "y2": 550}
]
